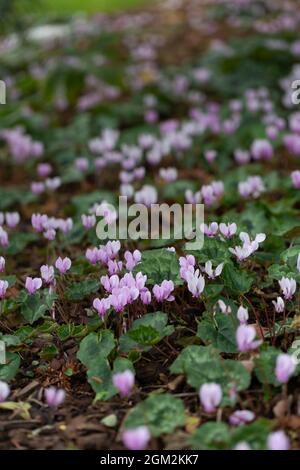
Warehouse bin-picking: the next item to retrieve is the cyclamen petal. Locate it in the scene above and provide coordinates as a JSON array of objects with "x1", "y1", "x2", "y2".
[
  {"x1": 55, "y1": 257, "x2": 72, "y2": 274},
  {"x1": 122, "y1": 426, "x2": 150, "y2": 451},
  {"x1": 279, "y1": 277, "x2": 296, "y2": 300},
  {"x1": 267, "y1": 431, "x2": 290, "y2": 450},
  {"x1": 199, "y1": 383, "x2": 222, "y2": 413},
  {"x1": 112, "y1": 370, "x2": 134, "y2": 397},
  {"x1": 25, "y1": 277, "x2": 42, "y2": 295},
  {"x1": 236, "y1": 324, "x2": 262, "y2": 352},
  {"x1": 44, "y1": 386, "x2": 65, "y2": 408},
  {"x1": 0, "y1": 381, "x2": 10, "y2": 402},
  {"x1": 275, "y1": 353, "x2": 296, "y2": 384}
]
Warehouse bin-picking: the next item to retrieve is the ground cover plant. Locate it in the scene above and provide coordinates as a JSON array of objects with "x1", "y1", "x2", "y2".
[{"x1": 0, "y1": 0, "x2": 300, "y2": 451}]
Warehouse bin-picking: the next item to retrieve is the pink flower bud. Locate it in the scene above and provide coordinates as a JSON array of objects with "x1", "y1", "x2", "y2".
[
  {"x1": 122, "y1": 426, "x2": 150, "y2": 450},
  {"x1": 0, "y1": 381, "x2": 10, "y2": 402},
  {"x1": 267, "y1": 431, "x2": 290, "y2": 450},
  {"x1": 199, "y1": 383, "x2": 222, "y2": 413},
  {"x1": 275, "y1": 354, "x2": 296, "y2": 384},
  {"x1": 44, "y1": 386, "x2": 65, "y2": 408},
  {"x1": 112, "y1": 370, "x2": 135, "y2": 397}
]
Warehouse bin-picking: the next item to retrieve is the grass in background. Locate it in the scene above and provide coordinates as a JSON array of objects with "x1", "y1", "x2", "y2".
[{"x1": 41, "y1": 0, "x2": 147, "y2": 14}]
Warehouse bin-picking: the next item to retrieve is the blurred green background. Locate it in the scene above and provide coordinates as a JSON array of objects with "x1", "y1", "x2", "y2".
[
  {"x1": 41, "y1": 0, "x2": 146, "y2": 13},
  {"x1": 0, "y1": 0, "x2": 147, "y2": 35}
]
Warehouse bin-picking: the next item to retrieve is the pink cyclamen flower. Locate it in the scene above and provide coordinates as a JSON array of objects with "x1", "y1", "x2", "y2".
[
  {"x1": 109, "y1": 289, "x2": 129, "y2": 313},
  {"x1": 272, "y1": 296, "x2": 285, "y2": 313},
  {"x1": 229, "y1": 410, "x2": 255, "y2": 426},
  {"x1": 81, "y1": 214, "x2": 96, "y2": 230},
  {"x1": 0, "y1": 280, "x2": 9, "y2": 299},
  {"x1": 234, "y1": 149, "x2": 250, "y2": 165},
  {"x1": 179, "y1": 254, "x2": 195, "y2": 280},
  {"x1": 0, "y1": 227, "x2": 9, "y2": 247},
  {"x1": 43, "y1": 228, "x2": 56, "y2": 241},
  {"x1": 140, "y1": 288, "x2": 151, "y2": 305},
  {"x1": 0, "y1": 381, "x2": 10, "y2": 402},
  {"x1": 200, "y1": 222, "x2": 218, "y2": 237},
  {"x1": 45, "y1": 177, "x2": 61, "y2": 191},
  {"x1": 25, "y1": 277, "x2": 42, "y2": 295},
  {"x1": 279, "y1": 277, "x2": 296, "y2": 300},
  {"x1": 251, "y1": 139, "x2": 273, "y2": 160},
  {"x1": 229, "y1": 244, "x2": 253, "y2": 262},
  {"x1": 44, "y1": 386, "x2": 65, "y2": 408},
  {"x1": 55, "y1": 257, "x2": 71, "y2": 275},
  {"x1": 101, "y1": 274, "x2": 120, "y2": 293},
  {"x1": 153, "y1": 280, "x2": 175, "y2": 302},
  {"x1": 291, "y1": 170, "x2": 300, "y2": 189},
  {"x1": 124, "y1": 250, "x2": 141, "y2": 271},
  {"x1": 204, "y1": 149, "x2": 217, "y2": 163},
  {"x1": 217, "y1": 299, "x2": 231, "y2": 315},
  {"x1": 186, "y1": 269, "x2": 205, "y2": 298},
  {"x1": 31, "y1": 182, "x2": 45, "y2": 194},
  {"x1": 236, "y1": 324, "x2": 262, "y2": 352},
  {"x1": 122, "y1": 426, "x2": 150, "y2": 451},
  {"x1": 219, "y1": 222, "x2": 237, "y2": 238},
  {"x1": 85, "y1": 247, "x2": 101, "y2": 265},
  {"x1": 40, "y1": 265, "x2": 55, "y2": 285},
  {"x1": 0, "y1": 256, "x2": 5, "y2": 272},
  {"x1": 238, "y1": 176, "x2": 265, "y2": 199},
  {"x1": 199, "y1": 383, "x2": 222, "y2": 413},
  {"x1": 57, "y1": 218, "x2": 73, "y2": 234},
  {"x1": 108, "y1": 260, "x2": 123, "y2": 275},
  {"x1": 203, "y1": 261, "x2": 223, "y2": 279},
  {"x1": 75, "y1": 157, "x2": 89, "y2": 172},
  {"x1": 93, "y1": 297, "x2": 110, "y2": 317},
  {"x1": 237, "y1": 306, "x2": 249, "y2": 325},
  {"x1": 31, "y1": 213, "x2": 48, "y2": 232},
  {"x1": 267, "y1": 431, "x2": 290, "y2": 450},
  {"x1": 112, "y1": 370, "x2": 135, "y2": 397},
  {"x1": 5, "y1": 212, "x2": 20, "y2": 228},
  {"x1": 37, "y1": 163, "x2": 52, "y2": 178},
  {"x1": 275, "y1": 354, "x2": 296, "y2": 384}
]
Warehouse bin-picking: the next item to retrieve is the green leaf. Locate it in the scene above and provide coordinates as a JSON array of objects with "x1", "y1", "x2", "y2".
[
  {"x1": 192, "y1": 238, "x2": 229, "y2": 264},
  {"x1": 170, "y1": 345, "x2": 250, "y2": 403},
  {"x1": 88, "y1": 358, "x2": 116, "y2": 399},
  {"x1": 20, "y1": 293, "x2": 49, "y2": 324},
  {"x1": 254, "y1": 346, "x2": 281, "y2": 386},
  {"x1": 65, "y1": 279, "x2": 99, "y2": 301},
  {"x1": 120, "y1": 312, "x2": 174, "y2": 353},
  {"x1": 133, "y1": 249, "x2": 181, "y2": 285},
  {"x1": 77, "y1": 331, "x2": 115, "y2": 367},
  {"x1": 190, "y1": 422, "x2": 230, "y2": 450},
  {"x1": 197, "y1": 313, "x2": 238, "y2": 353},
  {"x1": 0, "y1": 352, "x2": 20, "y2": 381},
  {"x1": 127, "y1": 325, "x2": 161, "y2": 346},
  {"x1": 72, "y1": 191, "x2": 116, "y2": 214},
  {"x1": 230, "y1": 419, "x2": 272, "y2": 450},
  {"x1": 6, "y1": 233, "x2": 39, "y2": 256},
  {"x1": 124, "y1": 393, "x2": 185, "y2": 437},
  {"x1": 221, "y1": 262, "x2": 254, "y2": 294}
]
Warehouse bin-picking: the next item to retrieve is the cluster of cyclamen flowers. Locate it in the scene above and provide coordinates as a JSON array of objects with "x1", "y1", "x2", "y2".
[
  {"x1": 185, "y1": 180, "x2": 224, "y2": 206},
  {"x1": 21, "y1": 257, "x2": 71, "y2": 296},
  {"x1": 109, "y1": 346, "x2": 295, "y2": 451},
  {"x1": 200, "y1": 221, "x2": 266, "y2": 262},
  {"x1": 0, "y1": 211, "x2": 20, "y2": 247},
  {"x1": 0, "y1": 127, "x2": 43, "y2": 164},
  {"x1": 31, "y1": 213, "x2": 73, "y2": 241},
  {"x1": 90, "y1": 241, "x2": 176, "y2": 316}
]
